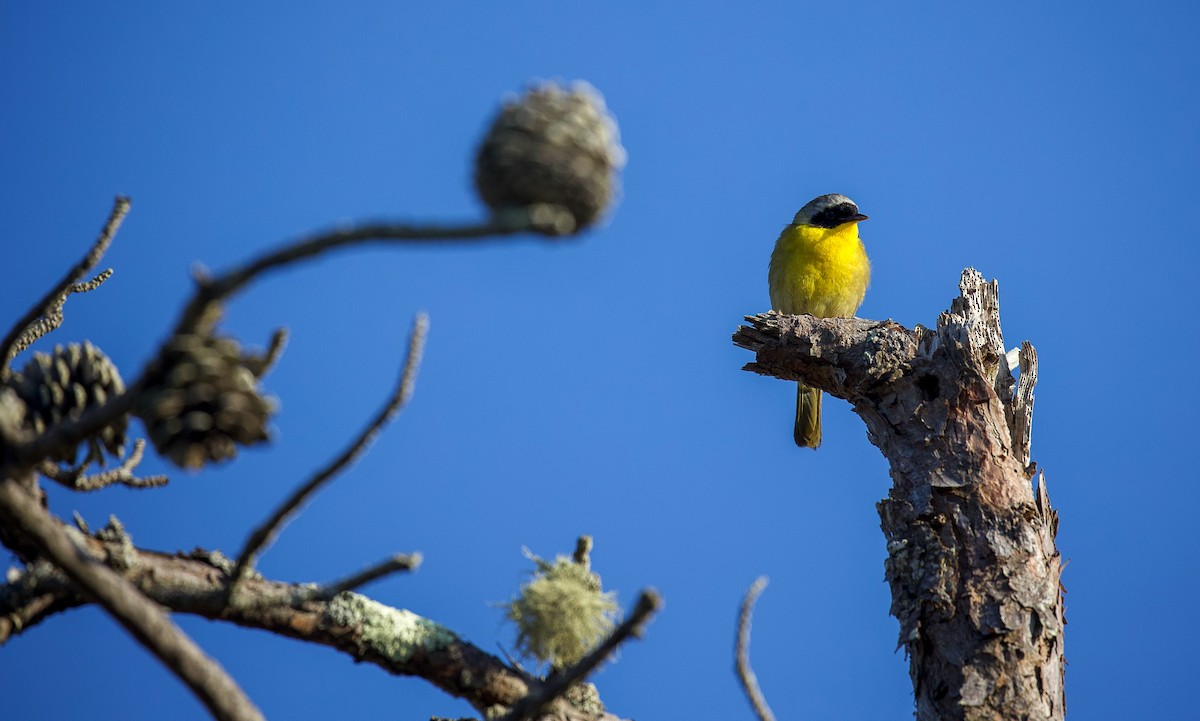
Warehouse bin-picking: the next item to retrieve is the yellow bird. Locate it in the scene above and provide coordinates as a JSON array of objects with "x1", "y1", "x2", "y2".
[{"x1": 768, "y1": 194, "x2": 871, "y2": 448}]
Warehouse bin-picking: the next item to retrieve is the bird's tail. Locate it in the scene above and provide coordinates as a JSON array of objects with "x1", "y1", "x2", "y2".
[{"x1": 794, "y1": 383, "x2": 822, "y2": 448}]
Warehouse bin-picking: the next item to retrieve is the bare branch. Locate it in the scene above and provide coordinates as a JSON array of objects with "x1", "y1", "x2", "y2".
[
  {"x1": 172, "y1": 207, "x2": 560, "y2": 337},
  {"x1": 499, "y1": 589, "x2": 663, "y2": 721},
  {"x1": 227, "y1": 313, "x2": 429, "y2": 603},
  {"x1": 40, "y1": 439, "x2": 168, "y2": 492},
  {"x1": 307, "y1": 552, "x2": 423, "y2": 601},
  {"x1": 0, "y1": 476, "x2": 263, "y2": 721},
  {"x1": 2, "y1": 197, "x2": 128, "y2": 370},
  {"x1": 243, "y1": 327, "x2": 289, "y2": 378},
  {"x1": 9, "y1": 207, "x2": 546, "y2": 475},
  {"x1": 735, "y1": 577, "x2": 776, "y2": 721},
  {"x1": 1, "y1": 539, "x2": 536, "y2": 717},
  {"x1": 0, "y1": 559, "x2": 82, "y2": 642},
  {"x1": 10, "y1": 268, "x2": 118, "y2": 358},
  {"x1": 11, "y1": 390, "x2": 139, "y2": 471}
]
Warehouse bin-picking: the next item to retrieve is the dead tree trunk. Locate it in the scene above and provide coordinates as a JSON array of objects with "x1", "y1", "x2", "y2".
[{"x1": 733, "y1": 269, "x2": 1064, "y2": 721}]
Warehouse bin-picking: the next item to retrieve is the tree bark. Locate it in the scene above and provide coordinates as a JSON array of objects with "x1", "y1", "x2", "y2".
[
  {"x1": 0, "y1": 518, "x2": 628, "y2": 721},
  {"x1": 733, "y1": 269, "x2": 1064, "y2": 721},
  {"x1": 0, "y1": 477, "x2": 264, "y2": 721}
]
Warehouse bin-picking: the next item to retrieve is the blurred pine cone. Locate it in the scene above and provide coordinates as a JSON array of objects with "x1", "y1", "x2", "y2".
[
  {"x1": 135, "y1": 332, "x2": 276, "y2": 470},
  {"x1": 12, "y1": 341, "x2": 127, "y2": 465},
  {"x1": 475, "y1": 81, "x2": 625, "y2": 235}
]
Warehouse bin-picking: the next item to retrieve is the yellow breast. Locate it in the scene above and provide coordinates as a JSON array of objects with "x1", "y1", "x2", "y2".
[{"x1": 768, "y1": 221, "x2": 871, "y2": 318}]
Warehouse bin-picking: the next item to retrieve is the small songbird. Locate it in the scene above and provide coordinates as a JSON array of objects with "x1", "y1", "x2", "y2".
[{"x1": 768, "y1": 194, "x2": 871, "y2": 448}]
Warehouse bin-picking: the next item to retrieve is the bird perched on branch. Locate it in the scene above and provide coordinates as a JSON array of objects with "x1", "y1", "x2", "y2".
[{"x1": 768, "y1": 194, "x2": 871, "y2": 448}]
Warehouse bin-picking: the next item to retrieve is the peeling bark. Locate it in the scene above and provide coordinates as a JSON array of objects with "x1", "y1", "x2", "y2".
[{"x1": 734, "y1": 269, "x2": 1064, "y2": 721}]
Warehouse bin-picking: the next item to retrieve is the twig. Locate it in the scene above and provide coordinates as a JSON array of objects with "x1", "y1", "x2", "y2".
[
  {"x1": 40, "y1": 439, "x2": 168, "y2": 492},
  {"x1": 572, "y1": 535, "x2": 592, "y2": 568},
  {"x1": 244, "y1": 327, "x2": 289, "y2": 378},
  {"x1": 11, "y1": 208, "x2": 544, "y2": 474},
  {"x1": 12, "y1": 390, "x2": 140, "y2": 470},
  {"x1": 498, "y1": 588, "x2": 663, "y2": 721},
  {"x1": 10, "y1": 205, "x2": 549, "y2": 472},
  {"x1": 172, "y1": 208, "x2": 555, "y2": 338},
  {"x1": 0, "y1": 476, "x2": 263, "y2": 721},
  {"x1": 1, "y1": 197, "x2": 129, "y2": 370},
  {"x1": 0, "y1": 558, "x2": 81, "y2": 643},
  {"x1": 226, "y1": 313, "x2": 429, "y2": 604},
  {"x1": 735, "y1": 577, "x2": 776, "y2": 721},
  {"x1": 10, "y1": 269, "x2": 116, "y2": 359},
  {"x1": 309, "y1": 552, "x2": 423, "y2": 601}
]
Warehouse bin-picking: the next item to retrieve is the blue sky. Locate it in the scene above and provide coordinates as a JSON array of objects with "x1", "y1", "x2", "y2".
[{"x1": 2, "y1": 3, "x2": 1197, "y2": 719}]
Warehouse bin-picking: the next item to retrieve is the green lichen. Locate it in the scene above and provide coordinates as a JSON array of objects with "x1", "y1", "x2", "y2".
[
  {"x1": 505, "y1": 550, "x2": 619, "y2": 670},
  {"x1": 326, "y1": 592, "x2": 457, "y2": 662}
]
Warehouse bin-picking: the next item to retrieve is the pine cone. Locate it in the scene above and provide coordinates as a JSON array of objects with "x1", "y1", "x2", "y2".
[
  {"x1": 475, "y1": 81, "x2": 625, "y2": 235},
  {"x1": 135, "y1": 332, "x2": 276, "y2": 470},
  {"x1": 12, "y1": 342, "x2": 127, "y2": 465}
]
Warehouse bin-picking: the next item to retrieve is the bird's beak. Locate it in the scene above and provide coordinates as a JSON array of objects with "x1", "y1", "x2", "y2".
[{"x1": 850, "y1": 213, "x2": 869, "y2": 223}]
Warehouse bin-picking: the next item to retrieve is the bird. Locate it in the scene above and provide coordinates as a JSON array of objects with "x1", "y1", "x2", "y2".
[{"x1": 768, "y1": 194, "x2": 871, "y2": 448}]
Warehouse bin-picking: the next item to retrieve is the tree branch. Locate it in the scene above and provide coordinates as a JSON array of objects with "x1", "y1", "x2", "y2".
[
  {"x1": 1, "y1": 196, "x2": 127, "y2": 371},
  {"x1": 0, "y1": 533, "x2": 564, "y2": 719},
  {"x1": 2, "y1": 540, "x2": 649, "y2": 721},
  {"x1": 8, "y1": 205, "x2": 550, "y2": 474},
  {"x1": 39, "y1": 439, "x2": 168, "y2": 491},
  {"x1": 735, "y1": 577, "x2": 775, "y2": 721},
  {"x1": 733, "y1": 268, "x2": 1064, "y2": 721},
  {"x1": 0, "y1": 476, "x2": 263, "y2": 721},
  {"x1": 10, "y1": 388, "x2": 141, "y2": 472},
  {"x1": 0, "y1": 558, "x2": 82, "y2": 641},
  {"x1": 226, "y1": 312, "x2": 429, "y2": 604},
  {"x1": 172, "y1": 206, "x2": 565, "y2": 337},
  {"x1": 1, "y1": 200, "x2": 636, "y2": 720},
  {"x1": 309, "y1": 552, "x2": 423, "y2": 601}
]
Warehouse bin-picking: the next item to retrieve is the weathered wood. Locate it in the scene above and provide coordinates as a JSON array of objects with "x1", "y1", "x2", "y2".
[{"x1": 734, "y1": 269, "x2": 1064, "y2": 721}]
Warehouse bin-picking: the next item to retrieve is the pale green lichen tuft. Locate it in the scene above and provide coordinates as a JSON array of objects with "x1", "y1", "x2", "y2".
[
  {"x1": 326, "y1": 592, "x2": 457, "y2": 663},
  {"x1": 505, "y1": 548, "x2": 619, "y2": 670}
]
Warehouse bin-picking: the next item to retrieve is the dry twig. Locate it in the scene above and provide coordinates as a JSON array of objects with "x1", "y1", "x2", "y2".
[
  {"x1": 226, "y1": 313, "x2": 429, "y2": 604},
  {"x1": 11, "y1": 205, "x2": 552, "y2": 472},
  {"x1": 735, "y1": 577, "x2": 776, "y2": 721},
  {"x1": 172, "y1": 207, "x2": 563, "y2": 337},
  {"x1": 1, "y1": 197, "x2": 128, "y2": 370},
  {"x1": 310, "y1": 552, "x2": 423, "y2": 601},
  {"x1": 39, "y1": 439, "x2": 168, "y2": 491}
]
